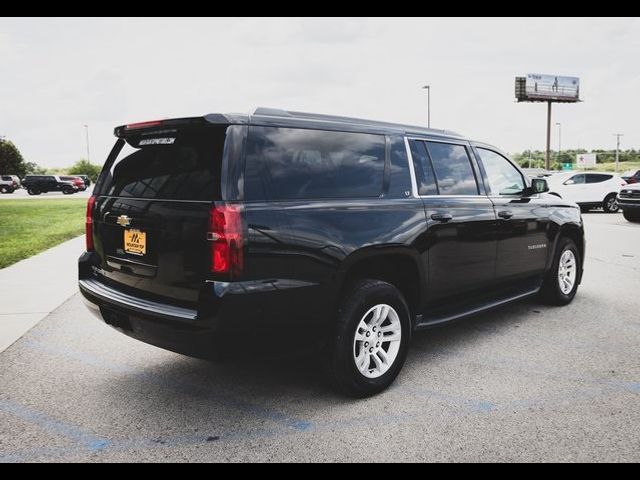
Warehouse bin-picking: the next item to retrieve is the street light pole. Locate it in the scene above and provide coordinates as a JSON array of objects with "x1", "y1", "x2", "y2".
[
  {"x1": 422, "y1": 85, "x2": 431, "y2": 128},
  {"x1": 614, "y1": 133, "x2": 624, "y2": 173},
  {"x1": 84, "y1": 125, "x2": 91, "y2": 165}
]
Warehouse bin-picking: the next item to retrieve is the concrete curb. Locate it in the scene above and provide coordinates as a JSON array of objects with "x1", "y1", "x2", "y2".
[{"x1": 0, "y1": 236, "x2": 85, "y2": 352}]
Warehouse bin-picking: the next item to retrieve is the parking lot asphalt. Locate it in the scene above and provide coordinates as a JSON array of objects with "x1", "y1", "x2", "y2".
[
  {"x1": 0, "y1": 188, "x2": 93, "y2": 200},
  {"x1": 0, "y1": 212, "x2": 638, "y2": 462}
]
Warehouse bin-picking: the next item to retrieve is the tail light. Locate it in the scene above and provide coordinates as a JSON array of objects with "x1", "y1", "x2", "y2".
[
  {"x1": 208, "y1": 204, "x2": 244, "y2": 278},
  {"x1": 86, "y1": 196, "x2": 96, "y2": 251}
]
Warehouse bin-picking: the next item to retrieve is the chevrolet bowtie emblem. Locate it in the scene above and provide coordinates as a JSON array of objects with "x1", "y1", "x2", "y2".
[{"x1": 117, "y1": 215, "x2": 132, "y2": 227}]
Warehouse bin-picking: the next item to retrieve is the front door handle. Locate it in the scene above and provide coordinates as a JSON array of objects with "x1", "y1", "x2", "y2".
[
  {"x1": 498, "y1": 211, "x2": 514, "y2": 220},
  {"x1": 431, "y1": 213, "x2": 453, "y2": 223}
]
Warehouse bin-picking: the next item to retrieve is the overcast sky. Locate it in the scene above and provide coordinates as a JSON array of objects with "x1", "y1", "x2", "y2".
[{"x1": 1, "y1": 17, "x2": 639, "y2": 168}]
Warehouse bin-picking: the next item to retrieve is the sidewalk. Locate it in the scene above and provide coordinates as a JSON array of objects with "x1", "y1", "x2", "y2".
[{"x1": 0, "y1": 236, "x2": 85, "y2": 352}]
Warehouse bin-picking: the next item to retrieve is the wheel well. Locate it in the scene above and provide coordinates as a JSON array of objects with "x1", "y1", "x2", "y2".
[
  {"x1": 559, "y1": 227, "x2": 584, "y2": 264},
  {"x1": 342, "y1": 255, "x2": 421, "y2": 317},
  {"x1": 549, "y1": 192, "x2": 562, "y2": 198}
]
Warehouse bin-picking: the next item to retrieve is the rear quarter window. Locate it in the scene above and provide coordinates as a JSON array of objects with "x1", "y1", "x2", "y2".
[
  {"x1": 244, "y1": 126, "x2": 386, "y2": 201},
  {"x1": 586, "y1": 174, "x2": 613, "y2": 184}
]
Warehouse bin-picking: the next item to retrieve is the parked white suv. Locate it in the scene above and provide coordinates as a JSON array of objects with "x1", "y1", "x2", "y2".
[
  {"x1": 546, "y1": 172, "x2": 626, "y2": 213},
  {"x1": 0, "y1": 175, "x2": 21, "y2": 194}
]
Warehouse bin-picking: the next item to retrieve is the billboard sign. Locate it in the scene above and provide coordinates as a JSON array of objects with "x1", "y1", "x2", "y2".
[
  {"x1": 576, "y1": 153, "x2": 597, "y2": 169},
  {"x1": 516, "y1": 74, "x2": 580, "y2": 102}
]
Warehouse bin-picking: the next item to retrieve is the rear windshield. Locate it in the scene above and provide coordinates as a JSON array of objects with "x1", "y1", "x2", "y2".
[{"x1": 100, "y1": 126, "x2": 226, "y2": 201}]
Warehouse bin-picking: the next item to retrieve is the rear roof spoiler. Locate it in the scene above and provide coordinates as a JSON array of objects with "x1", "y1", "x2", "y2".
[{"x1": 114, "y1": 114, "x2": 248, "y2": 138}]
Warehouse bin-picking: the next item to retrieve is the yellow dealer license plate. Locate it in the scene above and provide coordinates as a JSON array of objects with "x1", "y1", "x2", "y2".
[{"x1": 124, "y1": 229, "x2": 146, "y2": 256}]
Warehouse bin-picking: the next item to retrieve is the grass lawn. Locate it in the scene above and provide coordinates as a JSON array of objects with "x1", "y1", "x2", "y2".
[{"x1": 0, "y1": 199, "x2": 86, "y2": 269}]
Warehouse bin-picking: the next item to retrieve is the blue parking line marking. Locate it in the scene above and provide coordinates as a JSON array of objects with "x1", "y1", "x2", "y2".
[
  {"x1": 618, "y1": 382, "x2": 640, "y2": 393},
  {"x1": 399, "y1": 385, "x2": 498, "y2": 413},
  {"x1": 0, "y1": 399, "x2": 111, "y2": 452}
]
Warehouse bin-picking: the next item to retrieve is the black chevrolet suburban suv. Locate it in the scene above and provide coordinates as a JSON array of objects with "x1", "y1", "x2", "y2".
[
  {"x1": 22, "y1": 175, "x2": 78, "y2": 195},
  {"x1": 79, "y1": 108, "x2": 585, "y2": 397}
]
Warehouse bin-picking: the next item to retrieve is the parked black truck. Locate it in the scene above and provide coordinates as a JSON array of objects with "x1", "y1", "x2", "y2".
[{"x1": 79, "y1": 108, "x2": 585, "y2": 397}]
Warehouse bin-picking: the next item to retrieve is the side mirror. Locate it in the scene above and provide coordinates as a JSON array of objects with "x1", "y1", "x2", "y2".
[
  {"x1": 564, "y1": 179, "x2": 575, "y2": 185},
  {"x1": 531, "y1": 178, "x2": 549, "y2": 194},
  {"x1": 523, "y1": 178, "x2": 549, "y2": 197}
]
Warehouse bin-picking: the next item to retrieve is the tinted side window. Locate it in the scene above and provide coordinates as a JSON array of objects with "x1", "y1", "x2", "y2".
[
  {"x1": 425, "y1": 142, "x2": 479, "y2": 195},
  {"x1": 565, "y1": 174, "x2": 585, "y2": 185},
  {"x1": 1, "y1": 176, "x2": 11, "y2": 181},
  {"x1": 586, "y1": 174, "x2": 613, "y2": 184},
  {"x1": 408, "y1": 139, "x2": 438, "y2": 196},
  {"x1": 245, "y1": 126, "x2": 385, "y2": 201},
  {"x1": 477, "y1": 148, "x2": 525, "y2": 195}
]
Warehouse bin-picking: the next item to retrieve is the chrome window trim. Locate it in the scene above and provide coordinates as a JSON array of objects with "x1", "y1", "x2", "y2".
[
  {"x1": 406, "y1": 135, "x2": 470, "y2": 147},
  {"x1": 403, "y1": 136, "x2": 419, "y2": 198}
]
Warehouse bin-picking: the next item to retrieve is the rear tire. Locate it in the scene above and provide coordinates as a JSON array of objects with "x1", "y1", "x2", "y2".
[
  {"x1": 0, "y1": 186, "x2": 10, "y2": 194},
  {"x1": 623, "y1": 210, "x2": 640, "y2": 223},
  {"x1": 62, "y1": 188, "x2": 74, "y2": 195},
  {"x1": 603, "y1": 194, "x2": 619, "y2": 213},
  {"x1": 323, "y1": 279, "x2": 411, "y2": 398},
  {"x1": 539, "y1": 237, "x2": 580, "y2": 306}
]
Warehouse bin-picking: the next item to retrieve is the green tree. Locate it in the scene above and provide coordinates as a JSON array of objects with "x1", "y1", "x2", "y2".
[
  {"x1": 0, "y1": 139, "x2": 28, "y2": 177},
  {"x1": 67, "y1": 159, "x2": 102, "y2": 182},
  {"x1": 24, "y1": 161, "x2": 47, "y2": 175}
]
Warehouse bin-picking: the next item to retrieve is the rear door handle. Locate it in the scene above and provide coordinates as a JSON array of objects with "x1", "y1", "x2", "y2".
[
  {"x1": 498, "y1": 211, "x2": 514, "y2": 220},
  {"x1": 431, "y1": 213, "x2": 453, "y2": 223}
]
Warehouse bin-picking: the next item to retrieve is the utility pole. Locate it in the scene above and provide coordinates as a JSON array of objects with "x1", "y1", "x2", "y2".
[
  {"x1": 422, "y1": 85, "x2": 431, "y2": 128},
  {"x1": 84, "y1": 125, "x2": 91, "y2": 165},
  {"x1": 614, "y1": 133, "x2": 623, "y2": 173},
  {"x1": 556, "y1": 122, "x2": 562, "y2": 164},
  {"x1": 545, "y1": 101, "x2": 552, "y2": 170}
]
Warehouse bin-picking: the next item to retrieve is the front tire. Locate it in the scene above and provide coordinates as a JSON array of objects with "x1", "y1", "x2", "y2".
[
  {"x1": 539, "y1": 237, "x2": 580, "y2": 306},
  {"x1": 603, "y1": 194, "x2": 619, "y2": 213},
  {"x1": 27, "y1": 187, "x2": 40, "y2": 195},
  {"x1": 0, "y1": 186, "x2": 10, "y2": 194},
  {"x1": 323, "y1": 279, "x2": 411, "y2": 398},
  {"x1": 623, "y1": 210, "x2": 640, "y2": 223}
]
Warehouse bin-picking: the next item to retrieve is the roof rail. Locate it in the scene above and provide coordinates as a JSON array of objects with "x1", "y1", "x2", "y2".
[
  {"x1": 252, "y1": 107, "x2": 463, "y2": 138},
  {"x1": 253, "y1": 107, "x2": 293, "y2": 117}
]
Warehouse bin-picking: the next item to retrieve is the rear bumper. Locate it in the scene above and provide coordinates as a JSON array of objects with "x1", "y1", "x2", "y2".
[{"x1": 78, "y1": 254, "x2": 330, "y2": 359}]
